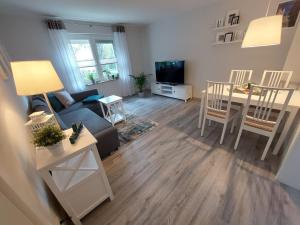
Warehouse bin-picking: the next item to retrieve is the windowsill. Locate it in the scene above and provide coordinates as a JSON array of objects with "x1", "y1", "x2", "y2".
[{"x1": 85, "y1": 78, "x2": 119, "y2": 87}]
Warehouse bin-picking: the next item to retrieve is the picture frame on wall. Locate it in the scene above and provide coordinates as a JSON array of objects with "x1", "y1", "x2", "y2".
[
  {"x1": 276, "y1": 0, "x2": 300, "y2": 28},
  {"x1": 224, "y1": 32, "x2": 234, "y2": 42},
  {"x1": 231, "y1": 16, "x2": 240, "y2": 25},
  {"x1": 225, "y1": 9, "x2": 240, "y2": 26},
  {"x1": 216, "y1": 18, "x2": 225, "y2": 28},
  {"x1": 216, "y1": 32, "x2": 226, "y2": 43}
]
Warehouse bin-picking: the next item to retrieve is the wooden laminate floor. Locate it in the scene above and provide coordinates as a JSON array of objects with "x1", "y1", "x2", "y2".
[{"x1": 83, "y1": 95, "x2": 300, "y2": 225}]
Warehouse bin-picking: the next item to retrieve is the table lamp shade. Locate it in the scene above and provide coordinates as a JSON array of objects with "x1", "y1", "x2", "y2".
[
  {"x1": 11, "y1": 60, "x2": 64, "y2": 96},
  {"x1": 242, "y1": 15, "x2": 283, "y2": 48}
]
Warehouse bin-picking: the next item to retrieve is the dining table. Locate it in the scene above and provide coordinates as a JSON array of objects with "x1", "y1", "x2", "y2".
[{"x1": 198, "y1": 87, "x2": 300, "y2": 155}]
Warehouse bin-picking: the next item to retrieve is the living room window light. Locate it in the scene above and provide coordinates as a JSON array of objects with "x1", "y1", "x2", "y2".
[{"x1": 70, "y1": 39, "x2": 119, "y2": 85}]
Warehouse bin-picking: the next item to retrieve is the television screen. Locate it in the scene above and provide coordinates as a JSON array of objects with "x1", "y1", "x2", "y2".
[{"x1": 155, "y1": 60, "x2": 184, "y2": 84}]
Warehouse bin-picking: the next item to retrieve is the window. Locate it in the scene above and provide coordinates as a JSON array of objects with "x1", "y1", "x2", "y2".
[
  {"x1": 70, "y1": 39, "x2": 119, "y2": 85},
  {"x1": 70, "y1": 40, "x2": 100, "y2": 85},
  {"x1": 96, "y1": 41, "x2": 119, "y2": 80}
]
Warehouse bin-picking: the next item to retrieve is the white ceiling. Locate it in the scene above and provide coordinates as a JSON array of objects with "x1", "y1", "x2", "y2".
[{"x1": 0, "y1": 0, "x2": 219, "y2": 24}]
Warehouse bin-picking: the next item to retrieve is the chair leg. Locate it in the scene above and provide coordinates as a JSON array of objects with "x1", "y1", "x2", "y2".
[
  {"x1": 220, "y1": 122, "x2": 228, "y2": 144},
  {"x1": 230, "y1": 119, "x2": 236, "y2": 134},
  {"x1": 234, "y1": 126, "x2": 243, "y2": 150},
  {"x1": 201, "y1": 116, "x2": 207, "y2": 137},
  {"x1": 261, "y1": 137, "x2": 273, "y2": 160},
  {"x1": 208, "y1": 120, "x2": 212, "y2": 126}
]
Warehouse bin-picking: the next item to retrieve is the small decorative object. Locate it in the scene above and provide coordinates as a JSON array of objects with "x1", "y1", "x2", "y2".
[
  {"x1": 231, "y1": 15, "x2": 240, "y2": 25},
  {"x1": 225, "y1": 9, "x2": 240, "y2": 26},
  {"x1": 216, "y1": 32, "x2": 226, "y2": 43},
  {"x1": 216, "y1": 18, "x2": 225, "y2": 28},
  {"x1": 26, "y1": 113, "x2": 58, "y2": 133},
  {"x1": 276, "y1": 0, "x2": 300, "y2": 27},
  {"x1": 224, "y1": 32, "x2": 234, "y2": 42},
  {"x1": 29, "y1": 111, "x2": 46, "y2": 123},
  {"x1": 130, "y1": 73, "x2": 151, "y2": 97},
  {"x1": 87, "y1": 72, "x2": 96, "y2": 84},
  {"x1": 33, "y1": 125, "x2": 65, "y2": 148},
  {"x1": 69, "y1": 122, "x2": 83, "y2": 144}
]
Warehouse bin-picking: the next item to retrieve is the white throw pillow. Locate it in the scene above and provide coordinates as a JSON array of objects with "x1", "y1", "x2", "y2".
[{"x1": 54, "y1": 90, "x2": 75, "y2": 108}]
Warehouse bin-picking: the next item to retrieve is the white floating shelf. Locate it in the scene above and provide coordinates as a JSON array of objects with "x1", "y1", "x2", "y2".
[
  {"x1": 213, "y1": 40, "x2": 242, "y2": 46},
  {"x1": 214, "y1": 24, "x2": 240, "y2": 30}
]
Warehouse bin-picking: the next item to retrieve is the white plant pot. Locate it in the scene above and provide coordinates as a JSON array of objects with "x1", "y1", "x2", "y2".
[
  {"x1": 138, "y1": 92, "x2": 145, "y2": 97},
  {"x1": 39, "y1": 142, "x2": 64, "y2": 156}
]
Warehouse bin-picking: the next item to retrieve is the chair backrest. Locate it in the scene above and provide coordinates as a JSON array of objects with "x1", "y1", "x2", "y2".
[
  {"x1": 205, "y1": 81, "x2": 234, "y2": 118},
  {"x1": 260, "y1": 70, "x2": 293, "y2": 88},
  {"x1": 243, "y1": 85, "x2": 294, "y2": 130},
  {"x1": 229, "y1": 70, "x2": 253, "y2": 86}
]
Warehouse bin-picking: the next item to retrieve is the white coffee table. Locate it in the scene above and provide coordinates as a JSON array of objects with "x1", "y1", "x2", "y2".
[{"x1": 98, "y1": 95, "x2": 126, "y2": 126}]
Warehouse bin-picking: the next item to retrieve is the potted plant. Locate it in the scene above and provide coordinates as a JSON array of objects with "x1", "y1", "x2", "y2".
[
  {"x1": 33, "y1": 125, "x2": 66, "y2": 154},
  {"x1": 130, "y1": 73, "x2": 150, "y2": 97},
  {"x1": 87, "y1": 72, "x2": 96, "y2": 85}
]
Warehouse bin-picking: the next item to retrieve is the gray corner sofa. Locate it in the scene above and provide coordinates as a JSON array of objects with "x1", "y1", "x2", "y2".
[{"x1": 31, "y1": 89, "x2": 120, "y2": 159}]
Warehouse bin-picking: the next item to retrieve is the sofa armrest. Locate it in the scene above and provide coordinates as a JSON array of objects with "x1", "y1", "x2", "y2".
[{"x1": 71, "y1": 89, "x2": 99, "y2": 102}]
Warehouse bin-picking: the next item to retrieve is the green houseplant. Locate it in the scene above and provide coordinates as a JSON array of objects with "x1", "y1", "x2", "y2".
[
  {"x1": 87, "y1": 72, "x2": 96, "y2": 84},
  {"x1": 130, "y1": 73, "x2": 150, "y2": 97},
  {"x1": 33, "y1": 125, "x2": 65, "y2": 148}
]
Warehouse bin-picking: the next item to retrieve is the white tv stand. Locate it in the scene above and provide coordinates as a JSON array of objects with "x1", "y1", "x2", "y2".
[{"x1": 151, "y1": 83, "x2": 192, "y2": 102}]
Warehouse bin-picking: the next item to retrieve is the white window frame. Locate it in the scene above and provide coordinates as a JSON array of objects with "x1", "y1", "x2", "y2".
[{"x1": 68, "y1": 33, "x2": 118, "y2": 85}]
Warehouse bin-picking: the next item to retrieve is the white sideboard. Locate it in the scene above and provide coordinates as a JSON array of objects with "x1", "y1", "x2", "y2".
[{"x1": 151, "y1": 83, "x2": 192, "y2": 102}]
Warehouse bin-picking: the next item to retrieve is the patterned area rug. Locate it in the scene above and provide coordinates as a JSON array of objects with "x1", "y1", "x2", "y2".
[{"x1": 116, "y1": 114, "x2": 158, "y2": 146}]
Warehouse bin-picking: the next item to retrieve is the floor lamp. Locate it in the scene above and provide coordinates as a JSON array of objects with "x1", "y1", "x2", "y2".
[{"x1": 11, "y1": 60, "x2": 64, "y2": 115}]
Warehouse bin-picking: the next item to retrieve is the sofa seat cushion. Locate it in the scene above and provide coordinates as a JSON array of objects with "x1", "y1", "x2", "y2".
[{"x1": 60, "y1": 108, "x2": 111, "y2": 133}]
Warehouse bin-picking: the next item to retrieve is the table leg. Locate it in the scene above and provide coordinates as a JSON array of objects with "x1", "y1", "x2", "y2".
[
  {"x1": 273, "y1": 108, "x2": 298, "y2": 155},
  {"x1": 198, "y1": 92, "x2": 205, "y2": 129},
  {"x1": 120, "y1": 101, "x2": 126, "y2": 122},
  {"x1": 100, "y1": 102, "x2": 106, "y2": 118},
  {"x1": 107, "y1": 104, "x2": 114, "y2": 126}
]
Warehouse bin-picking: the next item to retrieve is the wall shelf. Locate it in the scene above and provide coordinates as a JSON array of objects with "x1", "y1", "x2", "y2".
[
  {"x1": 214, "y1": 24, "x2": 240, "y2": 31},
  {"x1": 213, "y1": 40, "x2": 242, "y2": 46}
]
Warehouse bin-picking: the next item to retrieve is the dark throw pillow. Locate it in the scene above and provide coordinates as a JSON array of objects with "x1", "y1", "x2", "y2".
[
  {"x1": 47, "y1": 93, "x2": 65, "y2": 112},
  {"x1": 82, "y1": 94, "x2": 104, "y2": 104}
]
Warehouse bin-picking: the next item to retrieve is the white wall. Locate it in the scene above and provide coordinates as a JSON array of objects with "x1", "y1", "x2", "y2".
[
  {"x1": 145, "y1": 0, "x2": 297, "y2": 97},
  {"x1": 0, "y1": 71, "x2": 61, "y2": 224},
  {"x1": 276, "y1": 22, "x2": 300, "y2": 190},
  {"x1": 283, "y1": 18, "x2": 300, "y2": 88}
]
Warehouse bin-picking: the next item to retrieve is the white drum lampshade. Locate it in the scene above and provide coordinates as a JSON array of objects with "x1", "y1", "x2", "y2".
[{"x1": 242, "y1": 15, "x2": 283, "y2": 48}]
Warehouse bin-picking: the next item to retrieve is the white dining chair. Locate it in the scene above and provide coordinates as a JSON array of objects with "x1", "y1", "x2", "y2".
[
  {"x1": 229, "y1": 69, "x2": 253, "y2": 86},
  {"x1": 260, "y1": 70, "x2": 293, "y2": 88},
  {"x1": 201, "y1": 81, "x2": 240, "y2": 144},
  {"x1": 234, "y1": 85, "x2": 294, "y2": 160}
]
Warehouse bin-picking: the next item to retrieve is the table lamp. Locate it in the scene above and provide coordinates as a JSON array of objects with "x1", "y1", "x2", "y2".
[{"x1": 11, "y1": 60, "x2": 64, "y2": 114}]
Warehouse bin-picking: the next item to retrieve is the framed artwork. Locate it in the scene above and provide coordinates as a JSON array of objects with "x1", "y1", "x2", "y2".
[
  {"x1": 216, "y1": 32, "x2": 226, "y2": 43},
  {"x1": 225, "y1": 9, "x2": 240, "y2": 26},
  {"x1": 224, "y1": 32, "x2": 234, "y2": 42},
  {"x1": 231, "y1": 16, "x2": 240, "y2": 25},
  {"x1": 276, "y1": 0, "x2": 300, "y2": 27},
  {"x1": 216, "y1": 18, "x2": 225, "y2": 28}
]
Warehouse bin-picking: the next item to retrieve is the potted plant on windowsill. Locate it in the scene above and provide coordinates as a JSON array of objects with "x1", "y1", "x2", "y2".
[
  {"x1": 87, "y1": 72, "x2": 96, "y2": 85},
  {"x1": 33, "y1": 125, "x2": 66, "y2": 155},
  {"x1": 130, "y1": 73, "x2": 151, "y2": 97}
]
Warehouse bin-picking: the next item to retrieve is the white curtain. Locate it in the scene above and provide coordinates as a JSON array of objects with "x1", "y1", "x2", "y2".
[
  {"x1": 113, "y1": 27, "x2": 135, "y2": 96},
  {"x1": 47, "y1": 20, "x2": 85, "y2": 93},
  {"x1": 0, "y1": 40, "x2": 11, "y2": 80}
]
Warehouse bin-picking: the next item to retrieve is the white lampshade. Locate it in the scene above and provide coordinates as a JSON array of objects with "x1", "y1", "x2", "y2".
[
  {"x1": 242, "y1": 15, "x2": 283, "y2": 48},
  {"x1": 11, "y1": 60, "x2": 64, "y2": 96}
]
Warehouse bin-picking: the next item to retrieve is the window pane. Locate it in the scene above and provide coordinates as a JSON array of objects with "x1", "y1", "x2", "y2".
[
  {"x1": 77, "y1": 60, "x2": 96, "y2": 68},
  {"x1": 71, "y1": 40, "x2": 94, "y2": 61},
  {"x1": 96, "y1": 42, "x2": 117, "y2": 63},
  {"x1": 102, "y1": 63, "x2": 119, "y2": 80},
  {"x1": 79, "y1": 67, "x2": 100, "y2": 85}
]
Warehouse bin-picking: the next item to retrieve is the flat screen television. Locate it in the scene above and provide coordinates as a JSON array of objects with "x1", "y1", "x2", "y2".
[{"x1": 155, "y1": 60, "x2": 184, "y2": 85}]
